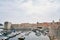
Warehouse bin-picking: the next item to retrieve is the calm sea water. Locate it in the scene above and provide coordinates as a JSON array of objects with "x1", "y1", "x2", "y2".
[
  {"x1": 9, "y1": 31, "x2": 50, "y2": 40},
  {"x1": 0, "y1": 28, "x2": 50, "y2": 40}
]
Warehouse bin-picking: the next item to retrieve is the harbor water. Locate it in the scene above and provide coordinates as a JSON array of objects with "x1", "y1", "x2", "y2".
[
  {"x1": 0, "y1": 29, "x2": 50, "y2": 40},
  {"x1": 9, "y1": 31, "x2": 50, "y2": 40}
]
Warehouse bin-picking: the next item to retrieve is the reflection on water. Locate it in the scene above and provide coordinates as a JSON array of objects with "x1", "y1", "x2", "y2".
[
  {"x1": 0, "y1": 29, "x2": 50, "y2": 40},
  {"x1": 9, "y1": 31, "x2": 50, "y2": 40},
  {"x1": 25, "y1": 31, "x2": 50, "y2": 40}
]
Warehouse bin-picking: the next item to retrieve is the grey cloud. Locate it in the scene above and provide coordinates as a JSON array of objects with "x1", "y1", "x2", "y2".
[{"x1": 0, "y1": 0, "x2": 60, "y2": 23}]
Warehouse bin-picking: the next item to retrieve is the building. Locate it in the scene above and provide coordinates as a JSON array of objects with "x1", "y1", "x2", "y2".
[
  {"x1": 4, "y1": 22, "x2": 11, "y2": 30},
  {"x1": 4, "y1": 20, "x2": 60, "y2": 30},
  {"x1": 4, "y1": 20, "x2": 60, "y2": 40}
]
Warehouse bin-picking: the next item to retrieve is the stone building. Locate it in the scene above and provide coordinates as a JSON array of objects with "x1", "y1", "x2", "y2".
[
  {"x1": 4, "y1": 22, "x2": 11, "y2": 30},
  {"x1": 11, "y1": 23, "x2": 32, "y2": 29},
  {"x1": 4, "y1": 20, "x2": 60, "y2": 40},
  {"x1": 4, "y1": 20, "x2": 60, "y2": 30}
]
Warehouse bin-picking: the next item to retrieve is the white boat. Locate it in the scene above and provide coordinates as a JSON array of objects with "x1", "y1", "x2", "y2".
[
  {"x1": 0, "y1": 36, "x2": 9, "y2": 40},
  {"x1": 0, "y1": 33, "x2": 2, "y2": 36},
  {"x1": 7, "y1": 31, "x2": 21, "y2": 38}
]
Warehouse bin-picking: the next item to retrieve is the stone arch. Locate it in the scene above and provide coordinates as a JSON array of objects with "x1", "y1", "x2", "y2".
[{"x1": 57, "y1": 26, "x2": 60, "y2": 37}]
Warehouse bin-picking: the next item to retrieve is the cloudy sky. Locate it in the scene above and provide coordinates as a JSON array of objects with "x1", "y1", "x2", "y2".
[{"x1": 0, "y1": 0, "x2": 60, "y2": 24}]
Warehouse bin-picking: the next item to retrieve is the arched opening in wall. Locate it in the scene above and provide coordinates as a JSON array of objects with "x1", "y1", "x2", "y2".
[{"x1": 57, "y1": 26, "x2": 60, "y2": 37}]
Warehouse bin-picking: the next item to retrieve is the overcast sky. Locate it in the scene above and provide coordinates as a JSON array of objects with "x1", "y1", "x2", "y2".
[{"x1": 0, "y1": 0, "x2": 60, "y2": 24}]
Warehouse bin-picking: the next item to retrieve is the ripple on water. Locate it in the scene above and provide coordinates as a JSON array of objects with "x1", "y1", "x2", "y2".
[{"x1": 9, "y1": 31, "x2": 50, "y2": 40}]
